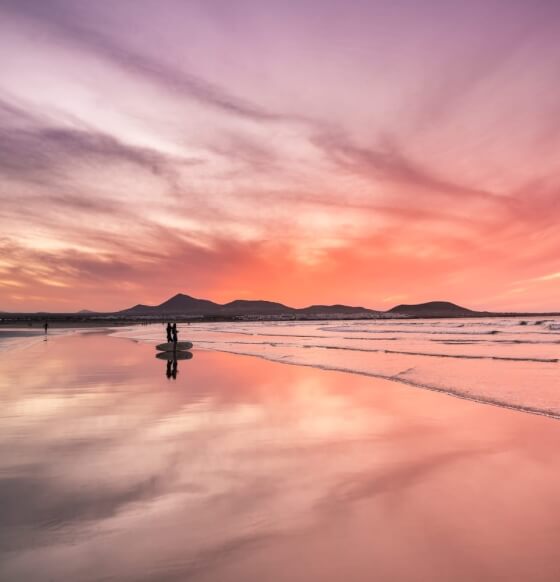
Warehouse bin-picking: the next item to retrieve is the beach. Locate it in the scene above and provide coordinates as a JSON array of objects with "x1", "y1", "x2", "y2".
[
  {"x1": 3, "y1": 0, "x2": 560, "y2": 578},
  {"x1": 1, "y1": 325, "x2": 560, "y2": 581},
  {"x1": 116, "y1": 317, "x2": 560, "y2": 417}
]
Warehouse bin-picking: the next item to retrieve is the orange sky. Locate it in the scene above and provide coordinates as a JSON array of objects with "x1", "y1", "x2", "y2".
[{"x1": 0, "y1": 0, "x2": 559, "y2": 312}]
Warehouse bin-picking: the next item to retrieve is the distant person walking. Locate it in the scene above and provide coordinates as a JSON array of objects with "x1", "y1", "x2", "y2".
[
  {"x1": 166, "y1": 322, "x2": 173, "y2": 343},
  {"x1": 172, "y1": 323, "x2": 178, "y2": 345},
  {"x1": 44, "y1": 321, "x2": 49, "y2": 335}
]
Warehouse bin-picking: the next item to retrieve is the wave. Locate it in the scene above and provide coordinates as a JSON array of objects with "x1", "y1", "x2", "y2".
[
  {"x1": 430, "y1": 338, "x2": 560, "y2": 346},
  {"x1": 343, "y1": 337, "x2": 400, "y2": 341},
  {"x1": 194, "y1": 339, "x2": 558, "y2": 363},
  {"x1": 319, "y1": 327, "x2": 503, "y2": 335},
  {"x1": 111, "y1": 319, "x2": 560, "y2": 421},
  {"x1": 195, "y1": 328, "x2": 331, "y2": 339},
  {"x1": 194, "y1": 345, "x2": 560, "y2": 421}
]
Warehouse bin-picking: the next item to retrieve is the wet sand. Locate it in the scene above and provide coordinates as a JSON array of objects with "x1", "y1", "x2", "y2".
[
  {"x1": 116, "y1": 317, "x2": 560, "y2": 418},
  {"x1": 0, "y1": 330, "x2": 45, "y2": 337},
  {"x1": 1, "y1": 333, "x2": 560, "y2": 581}
]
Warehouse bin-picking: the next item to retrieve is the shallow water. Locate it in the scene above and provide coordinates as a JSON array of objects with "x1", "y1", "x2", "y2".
[
  {"x1": 0, "y1": 327, "x2": 70, "y2": 353},
  {"x1": 1, "y1": 332, "x2": 560, "y2": 581},
  {"x1": 115, "y1": 317, "x2": 560, "y2": 418}
]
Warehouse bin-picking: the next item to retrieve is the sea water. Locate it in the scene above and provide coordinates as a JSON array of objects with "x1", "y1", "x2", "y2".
[{"x1": 115, "y1": 317, "x2": 560, "y2": 417}]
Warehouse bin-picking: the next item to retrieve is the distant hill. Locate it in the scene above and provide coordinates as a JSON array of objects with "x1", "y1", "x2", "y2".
[
  {"x1": 117, "y1": 293, "x2": 382, "y2": 318},
  {"x1": 117, "y1": 294, "x2": 495, "y2": 319},
  {"x1": 119, "y1": 294, "x2": 222, "y2": 316},
  {"x1": 221, "y1": 300, "x2": 294, "y2": 314},
  {"x1": 157, "y1": 293, "x2": 221, "y2": 314},
  {"x1": 387, "y1": 301, "x2": 479, "y2": 318},
  {"x1": 300, "y1": 304, "x2": 374, "y2": 315}
]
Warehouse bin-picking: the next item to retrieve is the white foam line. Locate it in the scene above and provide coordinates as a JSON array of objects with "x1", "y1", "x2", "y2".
[
  {"x1": 194, "y1": 345, "x2": 560, "y2": 421},
  {"x1": 193, "y1": 340, "x2": 558, "y2": 363}
]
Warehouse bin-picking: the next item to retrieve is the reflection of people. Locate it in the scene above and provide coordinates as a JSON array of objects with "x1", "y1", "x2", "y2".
[
  {"x1": 166, "y1": 322, "x2": 172, "y2": 343},
  {"x1": 166, "y1": 358, "x2": 178, "y2": 380},
  {"x1": 172, "y1": 323, "x2": 178, "y2": 345}
]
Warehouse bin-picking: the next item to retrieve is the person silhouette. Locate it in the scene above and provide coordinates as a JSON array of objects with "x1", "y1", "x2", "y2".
[
  {"x1": 166, "y1": 322, "x2": 173, "y2": 343},
  {"x1": 44, "y1": 321, "x2": 49, "y2": 335},
  {"x1": 165, "y1": 357, "x2": 178, "y2": 380},
  {"x1": 171, "y1": 323, "x2": 178, "y2": 346}
]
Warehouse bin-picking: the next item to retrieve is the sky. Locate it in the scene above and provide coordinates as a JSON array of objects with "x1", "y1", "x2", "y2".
[{"x1": 0, "y1": 0, "x2": 559, "y2": 313}]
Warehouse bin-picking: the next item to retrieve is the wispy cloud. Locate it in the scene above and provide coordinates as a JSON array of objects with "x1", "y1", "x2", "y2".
[
  {"x1": 0, "y1": 0, "x2": 305, "y2": 125},
  {"x1": 313, "y1": 131, "x2": 500, "y2": 203},
  {"x1": 0, "y1": 99, "x2": 201, "y2": 188},
  {"x1": 1, "y1": 0, "x2": 560, "y2": 311}
]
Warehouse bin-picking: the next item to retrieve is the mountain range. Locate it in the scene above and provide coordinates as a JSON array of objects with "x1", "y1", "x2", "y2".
[
  {"x1": 117, "y1": 294, "x2": 480, "y2": 318},
  {"x1": 387, "y1": 301, "x2": 479, "y2": 317}
]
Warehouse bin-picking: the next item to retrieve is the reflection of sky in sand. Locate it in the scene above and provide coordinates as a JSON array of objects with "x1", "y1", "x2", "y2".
[
  {"x1": 2, "y1": 333, "x2": 560, "y2": 581},
  {"x1": 116, "y1": 317, "x2": 560, "y2": 417}
]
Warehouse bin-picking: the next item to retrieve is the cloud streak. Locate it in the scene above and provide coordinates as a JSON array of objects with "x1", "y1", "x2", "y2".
[
  {"x1": 0, "y1": 99, "x2": 201, "y2": 188},
  {"x1": 0, "y1": 0, "x2": 306, "y2": 125},
  {"x1": 1, "y1": 0, "x2": 559, "y2": 311}
]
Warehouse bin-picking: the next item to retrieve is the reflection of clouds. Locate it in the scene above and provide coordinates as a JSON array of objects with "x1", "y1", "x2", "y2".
[
  {"x1": 0, "y1": 471, "x2": 163, "y2": 547},
  {"x1": 152, "y1": 530, "x2": 284, "y2": 582},
  {"x1": 1, "y1": 333, "x2": 558, "y2": 581},
  {"x1": 0, "y1": 334, "x2": 417, "y2": 578},
  {"x1": 143, "y1": 319, "x2": 560, "y2": 418},
  {"x1": 320, "y1": 448, "x2": 496, "y2": 509}
]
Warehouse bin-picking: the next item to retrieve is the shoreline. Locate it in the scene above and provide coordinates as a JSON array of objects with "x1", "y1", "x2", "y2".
[
  {"x1": 2, "y1": 312, "x2": 560, "y2": 328},
  {"x1": 4, "y1": 322, "x2": 557, "y2": 423},
  {"x1": 196, "y1": 344, "x2": 560, "y2": 422},
  {"x1": 0, "y1": 327, "x2": 105, "y2": 354},
  {"x1": 4, "y1": 333, "x2": 560, "y2": 581},
  {"x1": 110, "y1": 320, "x2": 560, "y2": 422}
]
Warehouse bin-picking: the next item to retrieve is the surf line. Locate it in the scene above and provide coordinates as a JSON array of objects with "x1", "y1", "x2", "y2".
[
  {"x1": 195, "y1": 345, "x2": 560, "y2": 421},
  {"x1": 315, "y1": 345, "x2": 558, "y2": 363},
  {"x1": 193, "y1": 340, "x2": 558, "y2": 364}
]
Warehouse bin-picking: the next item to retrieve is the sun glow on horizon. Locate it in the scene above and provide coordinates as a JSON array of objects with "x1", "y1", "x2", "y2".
[{"x1": 0, "y1": 0, "x2": 559, "y2": 312}]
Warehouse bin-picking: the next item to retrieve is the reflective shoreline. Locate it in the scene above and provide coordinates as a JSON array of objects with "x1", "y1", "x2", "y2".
[
  {"x1": 114, "y1": 317, "x2": 560, "y2": 418},
  {"x1": 1, "y1": 333, "x2": 560, "y2": 581}
]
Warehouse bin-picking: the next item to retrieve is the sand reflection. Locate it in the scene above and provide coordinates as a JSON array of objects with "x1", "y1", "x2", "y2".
[{"x1": 1, "y1": 334, "x2": 560, "y2": 581}]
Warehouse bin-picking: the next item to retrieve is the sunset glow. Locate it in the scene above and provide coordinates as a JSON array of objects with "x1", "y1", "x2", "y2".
[{"x1": 1, "y1": 0, "x2": 559, "y2": 312}]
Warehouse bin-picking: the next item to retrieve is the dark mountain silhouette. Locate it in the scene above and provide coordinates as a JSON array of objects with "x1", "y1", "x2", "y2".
[
  {"x1": 300, "y1": 304, "x2": 373, "y2": 315},
  {"x1": 387, "y1": 301, "x2": 479, "y2": 317},
  {"x1": 222, "y1": 300, "x2": 294, "y2": 314},
  {"x1": 118, "y1": 293, "x2": 381, "y2": 318},
  {"x1": 117, "y1": 294, "x2": 487, "y2": 319},
  {"x1": 158, "y1": 293, "x2": 221, "y2": 314},
  {"x1": 119, "y1": 293, "x2": 221, "y2": 316}
]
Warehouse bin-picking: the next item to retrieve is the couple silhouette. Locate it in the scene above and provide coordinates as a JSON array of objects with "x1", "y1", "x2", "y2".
[
  {"x1": 166, "y1": 359, "x2": 178, "y2": 379},
  {"x1": 166, "y1": 322, "x2": 178, "y2": 344}
]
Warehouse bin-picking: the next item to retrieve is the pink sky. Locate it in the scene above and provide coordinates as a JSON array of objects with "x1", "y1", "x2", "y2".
[{"x1": 0, "y1": 0, "x2": 559, "y2": 312}]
